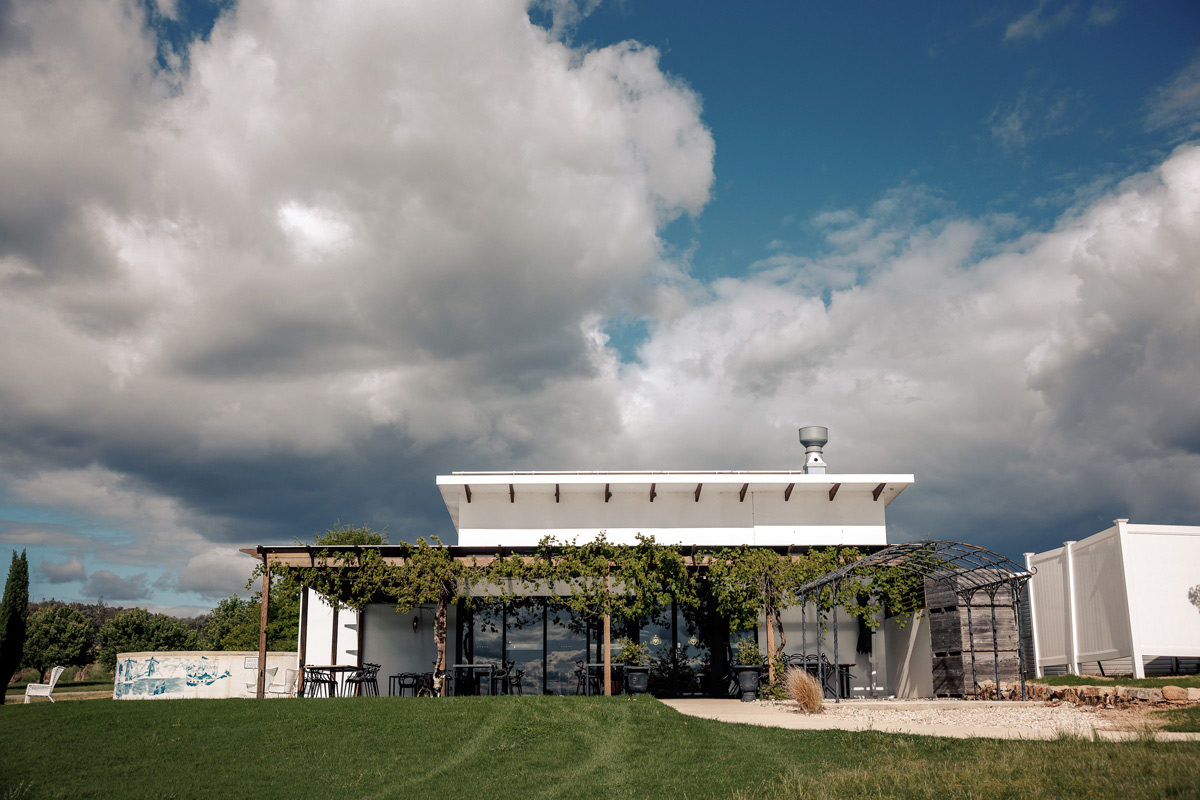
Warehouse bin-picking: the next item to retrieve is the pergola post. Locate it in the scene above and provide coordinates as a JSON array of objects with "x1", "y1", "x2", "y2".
[
  {"x1": 1010, "y1": 580, "x2": 1027, "y2": 701},
  {"x1": 256, "y1": 555, "x2": 270, "y2": 699},
  {"x1": 832, "y1": 579, "x2": 840, "y2": 703},
  {"x1": 801, "y1": 598, "x2": 807, "y2": 660},
  {"x1": 331, "y1": 605, "x2": 339, "y2": 664},
  {"x1": 988, "y1": 586, "x2": 1001, "y2": 693},
  {"x1": 965, "y1": 591, "x2": 979, "y2": 700},
  {"x1": 603, "y1": 612, "x2": 611, "y2": 696},
  {"x1": 298, "y1": 586, "x2": 309, "y2": 697}
]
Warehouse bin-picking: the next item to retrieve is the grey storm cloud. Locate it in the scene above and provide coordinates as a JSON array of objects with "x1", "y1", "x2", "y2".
[
  {"x1": 41, "y1": 556, "x2": 86, "y2": 583},
  {"x1": 82, "y1": 570, "x2": 151, "y2": 601}
]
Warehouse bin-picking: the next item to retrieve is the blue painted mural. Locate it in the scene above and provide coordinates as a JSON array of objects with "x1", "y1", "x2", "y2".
[{"x1": 114, "y1": 655, "x2": 232, "y2": 699}]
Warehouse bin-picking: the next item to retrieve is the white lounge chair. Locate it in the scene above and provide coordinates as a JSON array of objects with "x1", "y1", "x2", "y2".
[
  {"x1": 24, "y1": 666, "x2": 66, "y2": 704},
  {"x1": 267, "y1": 668, "x2": 299, "y2": 698},
  {"x1": 246, "y1": 666, "x2": 278, "y2": 696}
]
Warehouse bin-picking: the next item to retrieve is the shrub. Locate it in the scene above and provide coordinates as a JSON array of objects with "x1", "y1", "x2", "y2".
[
  {"x1": 23, "y1": 604, "x2": 93, "y2": 673},
  {"x1": 732, "y1": 637, "x2": 765, "y2": 666},
  {"x1": 615, "y1": 636, "x2": 649, "y2": 666},
  {"x1": 96, "y1": 609, "x2": 200, "y2": 670},
  {"x1": 785, "y1": 667, "x2": 824, "y2": 713}
]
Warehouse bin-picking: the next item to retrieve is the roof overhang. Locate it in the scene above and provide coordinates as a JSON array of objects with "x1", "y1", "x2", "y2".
[{"x1": 436, "y1": 470, "x2": 915, "y2": 530}]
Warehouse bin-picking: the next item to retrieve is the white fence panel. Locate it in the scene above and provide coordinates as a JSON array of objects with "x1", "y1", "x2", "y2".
[
  {"x1": 1029, "y1": 548, "x2": 1069, "y2": 667},
  {"x1": 1072, "y1": 530, "x2": 1131, "y2": 663}
]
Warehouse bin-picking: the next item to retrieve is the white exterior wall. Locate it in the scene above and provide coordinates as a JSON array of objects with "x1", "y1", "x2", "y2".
[
  {"x1": 302, "y1": 595, "x2": 449, "y2": 690},
  {"x1": 881, "y1": 614, "x2": 934, "y2": 698},
  {"x1": 301, "y1": 591, "x2": 360, "y2": 666},
  {"x1": 1027, "y1": 521, "x2": 1200, "y2": 678},
  {"x1": 440, "y1": 472, "x2": 911, "y2": 549},
  {"x1": 361, "y1": 603, "x2": 443, "y2": 681},
  {"x1": 775, "y1": 601, "x2": 885, "y2": 698}
]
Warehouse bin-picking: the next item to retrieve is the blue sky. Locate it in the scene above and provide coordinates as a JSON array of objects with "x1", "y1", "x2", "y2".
[
  {"x1": 1, "y1": 0, "x2": 1198, "y2": 613},
  {"x1": 573, "y1": 2, "x2": 1199, "y2": 278}
]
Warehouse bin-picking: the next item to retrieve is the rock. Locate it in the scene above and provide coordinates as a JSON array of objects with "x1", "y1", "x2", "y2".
[
  {"x1": 975, "y1": 679, "x2": 996, "y2": 700},
  {"x1": 1080, "y1": 686, "x2": 1112, "y2": 706},
  {"x1": 1161, "y1": 685, "x2": 1188, "y2": 702},
  {"x1": 1117, "y1": 687, "x2": 1163, "y2": 703},
  {"x1": 1188, "y1": 688, "x2": 1200, "y2": 702}
]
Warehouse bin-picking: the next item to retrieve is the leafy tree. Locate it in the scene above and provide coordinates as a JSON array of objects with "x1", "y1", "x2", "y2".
[
  {"x1": 529, "y1": 534, "x2": 695, "y2": 694},
  {"x1": 704, "y1": 546, "x2": 872, "y2": 682},
  {"x1": 202, "y1": 583, "x2": 300, "y2": 651},
  {"x1": 312, "y1": 522, "x2": 388, "y2": 546},
  {"x1": 22, "y1": 604, "x2": 93, "y2": 674},
  {"x1": 0, "y1": 550, "x2": 29, "y2": 704},
  {"x1": 96, "y1": 608, "x2": 200, "y2": 670},
  {"x1": 268, "y1": 528, "x2": 514, "y2": 696}
]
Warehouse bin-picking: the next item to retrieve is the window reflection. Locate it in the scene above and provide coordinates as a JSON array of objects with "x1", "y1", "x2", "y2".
[{"x1": 457, "y1": 596, "x2": 721, "y2": 697}]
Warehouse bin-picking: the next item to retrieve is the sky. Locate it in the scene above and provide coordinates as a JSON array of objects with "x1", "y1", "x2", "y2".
[{"x1": 1, "y1": 0, "x2": 1198, "y2": 615}]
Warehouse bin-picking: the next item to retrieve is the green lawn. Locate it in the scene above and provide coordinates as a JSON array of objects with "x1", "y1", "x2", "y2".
[
  {"x1": 2, "y1": 697, "x2": 1198, "y2": 800},
  {"x1": 1033, "y1": 674, "x2": 1200, "y2": 689},
  {"x1": 1154, "y1": 705, "x2": 1200, "y2": 733},
  {"x1": 5, "y1": 680, "x2": 114, "y2": 698}
]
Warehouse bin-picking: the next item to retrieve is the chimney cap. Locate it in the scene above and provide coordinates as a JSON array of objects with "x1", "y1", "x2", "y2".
[{"x1": 798, "y1": 426, "x2": 828, "y2": 450}]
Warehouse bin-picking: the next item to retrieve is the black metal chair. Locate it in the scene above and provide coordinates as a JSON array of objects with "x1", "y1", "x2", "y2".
[
  {"x1": 346, "y1": 663, "x2": 381, "y2": 697},
  {"x1": 506, "y1": 664, "x2": 525, "y2": 696},
  {"x1": 800, "y1": 653, "x2": 849, "y2": 698},
  {"x1": 488, "y1": 661, "x2": 510, "y2": 696},
  {"x1": 573, "y1": 661, "x2": 587, "y2": 695},
  {"x1": 302, "y1": 667, "x2": 336, "y2": 698},
  {"x1": 390, "y1": 672, "x2": 420, "y2": 697}
]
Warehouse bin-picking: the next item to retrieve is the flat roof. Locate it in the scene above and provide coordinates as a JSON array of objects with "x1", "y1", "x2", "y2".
[{"x1": 436, "y1": 470, "x2": 915, "y2": 530}]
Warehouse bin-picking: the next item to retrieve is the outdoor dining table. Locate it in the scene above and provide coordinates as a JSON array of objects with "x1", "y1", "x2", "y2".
[
  {"x1": 449, "y1": 663, "x2": 501, "y2": 696},
  {"x1": 304, "y1": 665, "x2": 361, "y2": 697}
]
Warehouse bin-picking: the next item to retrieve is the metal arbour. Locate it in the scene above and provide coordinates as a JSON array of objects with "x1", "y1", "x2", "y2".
[{"x1": 793, "y1": 541, "x2": 1036, "y2": 702}]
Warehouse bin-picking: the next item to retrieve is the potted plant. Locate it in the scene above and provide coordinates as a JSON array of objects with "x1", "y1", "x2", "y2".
[
  {"x1": 731, "y1": 638, "x2": 765, "y2": 702},
  {"x1": 616, "y1": 636, "x2": 650, "y2": 696}
]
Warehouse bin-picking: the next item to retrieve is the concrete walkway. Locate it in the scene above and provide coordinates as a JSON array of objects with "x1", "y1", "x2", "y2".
[{"x1": 659, "y1": 698, "x2": 1200, "y2": 742}]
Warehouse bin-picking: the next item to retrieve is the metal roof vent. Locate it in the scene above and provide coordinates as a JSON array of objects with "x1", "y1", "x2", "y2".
[{"x1": 799, "y1": 426, "x2": 828, "y2": 475}]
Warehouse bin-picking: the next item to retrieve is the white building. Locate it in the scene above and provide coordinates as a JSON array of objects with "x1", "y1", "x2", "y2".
[{"x1": 275, "y1": 430, "x2": 942, "y2": 698}]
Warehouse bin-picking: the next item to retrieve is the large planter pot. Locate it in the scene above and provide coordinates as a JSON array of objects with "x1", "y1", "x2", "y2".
[
  {"x1": 732, "y1": 665, "x2": 762, "y2": 702},
  {"x1": 624, "y1": 665, "x2": 650, "y2": 696}
]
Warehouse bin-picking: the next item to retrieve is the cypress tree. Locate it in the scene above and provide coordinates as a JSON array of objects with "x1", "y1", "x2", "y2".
[{"x1": 0, "y1": 550, "x2": 30, "y2": 704}]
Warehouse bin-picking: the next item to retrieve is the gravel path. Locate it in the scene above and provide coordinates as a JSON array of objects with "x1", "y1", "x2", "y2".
[
  {"x1": 797, "y1": 699, "x2": 1123, "y2": 736},
  {"x1": 660, "y1": 698, "x2": 1199, "y2": 740}
]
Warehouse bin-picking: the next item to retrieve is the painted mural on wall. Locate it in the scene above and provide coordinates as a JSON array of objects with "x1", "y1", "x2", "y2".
[
  {"x1": 114, "y1": 654, "x2": 232, "y2": 699},
  {"x1": 113, "y1": 651, "x2": 298, "y2": 699}
]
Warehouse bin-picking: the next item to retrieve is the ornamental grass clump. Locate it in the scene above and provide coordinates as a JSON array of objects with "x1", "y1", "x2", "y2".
[{"x1": 785, "y1": 667, "x2": 823, "y2": 714}]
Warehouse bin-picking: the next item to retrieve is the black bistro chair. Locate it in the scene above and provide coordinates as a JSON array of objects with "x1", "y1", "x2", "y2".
[
  {"x1": 345, "y1": 663, "x2": 381, "y2": 697},
  {"x1": 302, "y1": 667, "x2": 336, "y2": 698},
  {"x1": 390, "y1": 672, "x2": 420, "y2": 697},
  {"x1": 506, "y1": 667, "x2": 526, "y2": 696}
]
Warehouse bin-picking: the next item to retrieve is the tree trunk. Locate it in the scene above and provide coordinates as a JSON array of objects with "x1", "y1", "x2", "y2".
[
  {"x1": 603, "y1": 613, "x2": 611, "y2": 696},
  {"x1": 434, "y1": 593, "x2": 448, "y2": 696},
  {"x1": 773, "y1": 605, "x2": 787, "y2": 653},
  {"x1": 765, "y1": 607, "x2": 775, "y2": 684}
]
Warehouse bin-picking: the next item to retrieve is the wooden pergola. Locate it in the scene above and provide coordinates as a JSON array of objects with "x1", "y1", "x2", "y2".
[{"x1": 240, "y1": 543, "x2": 735, "y2": 699}]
